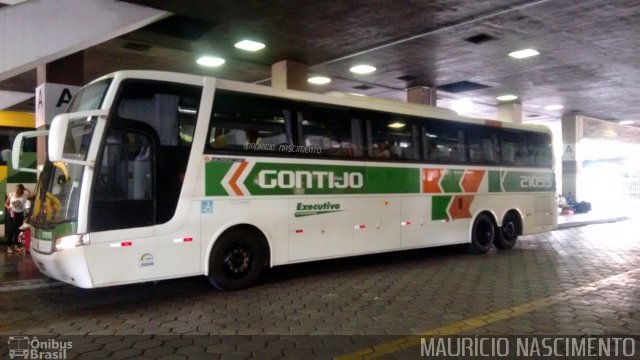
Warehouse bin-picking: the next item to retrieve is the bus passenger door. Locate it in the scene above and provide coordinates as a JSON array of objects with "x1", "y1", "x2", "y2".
[{"x1": 85, "y1": 126, "x2": 199, "y2": 285}]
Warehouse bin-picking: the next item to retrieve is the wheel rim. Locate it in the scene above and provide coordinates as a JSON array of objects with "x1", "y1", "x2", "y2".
[
  {"x1": 502, "y1": 221, "x2": 517, "y2": 240},
  {"x1": 222, "y1": 245, "x2": 253, "y2": 278},
  {"x1": 476, "y1": 220, "x2": 494, "y2": 247}
]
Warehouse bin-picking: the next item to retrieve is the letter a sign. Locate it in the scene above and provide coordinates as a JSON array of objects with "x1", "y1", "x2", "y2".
[
  {"x1": 35, "y1": 83, "x2": 81, "y2": 128},
  {"x1": 561, "y1": 143, "x2": 576, "y2": 161}
]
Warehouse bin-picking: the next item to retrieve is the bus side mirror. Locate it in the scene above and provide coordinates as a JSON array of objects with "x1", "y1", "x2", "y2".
[
  {"x1": 12, "y1": 130, "x2": 49, "y2": 173},
  {"x1": 48, "y1": 111, "x2": 107, "y2": 167},
  {"x1": 48, "y1": 114, "x2": 67, "y2": 163}
]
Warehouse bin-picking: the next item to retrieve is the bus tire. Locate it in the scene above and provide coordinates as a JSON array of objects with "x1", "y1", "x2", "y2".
[
  {"x1": 467, "y1": 213, "x2": 495, "y2": 253},
  {"x1": 495, "y1": 211, "x2": 521, "y2": 250},
  {"x1": 207, "y1": 228, "x2": 266, "y2": 291}
]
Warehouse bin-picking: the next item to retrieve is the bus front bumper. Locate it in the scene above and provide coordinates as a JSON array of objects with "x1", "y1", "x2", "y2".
[{"x1": 30, "y1": 245, "x2": 94, "y2": 288}]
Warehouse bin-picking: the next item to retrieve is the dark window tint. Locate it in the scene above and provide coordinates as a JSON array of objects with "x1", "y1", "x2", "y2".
[
  {"x1": 0, "y1": 127, "x2": 36, "y2": 165},
  {"x1": 94, "y1": 129, "x2": 153, "y2": 201},
  {"x1": 207, "y1": 91, "x2": 292, "y2": 153},
  {"x1": 422, "y1": 120, "x2": 465, "y2": 163},
  {"x1": 115, "y1": 80, "x2": 201, "y2": 147},
  {"x1": 299, "y1": 105, "x2": 363, "y2": 158},
  {"x1": 502, "y1": 130, "x2": 529, "y2": 166},
  {"x1": 97, "y1": 80, "x2": 200, "y2": 229},
  {"x1": 367, "y1": 115, "x2": 419, "y2": 160},
  {"x1": 528, "y1": 132, "x2": 553, "y2": 167},
  {"x1": 465, "y1": 125, "x2": 500, "y2": 165},
  {"x1": 204, "y1": 89, "x2": 554, "y2": 167},
  {"x1": 91, "y1": 128, "x2": 155, "y2": 231},
  {"x1": 67, "y1": 79, "x2": 112, "y2": 113}
]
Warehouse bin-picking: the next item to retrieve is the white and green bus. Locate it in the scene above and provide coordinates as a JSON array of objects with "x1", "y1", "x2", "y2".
[{"x1": 16, "y1": 71, "x2": 556, "y2": 290}]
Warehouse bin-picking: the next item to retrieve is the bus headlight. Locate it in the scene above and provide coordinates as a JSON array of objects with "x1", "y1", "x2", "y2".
[{"x1": 54, "y1": 234, "x2": 89, "y2": 251}]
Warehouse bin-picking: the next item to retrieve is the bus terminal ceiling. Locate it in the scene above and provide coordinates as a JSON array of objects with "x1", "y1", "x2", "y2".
[{"x1": 0, "y1": 0, "x2": 639, "y2": 128}]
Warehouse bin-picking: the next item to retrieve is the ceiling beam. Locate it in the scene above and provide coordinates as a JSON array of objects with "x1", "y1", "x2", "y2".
[
  {"x1": 0, "y1": 0, "x2": 170, "y2": 82},
  {"x1": 0, "y1": 90, "x2": 33, "y2": 110}
]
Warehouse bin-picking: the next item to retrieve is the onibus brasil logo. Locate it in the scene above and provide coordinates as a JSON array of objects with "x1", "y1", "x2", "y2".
[{"x1": 7, "y1": 336, "x2": 72, "y2": 359}]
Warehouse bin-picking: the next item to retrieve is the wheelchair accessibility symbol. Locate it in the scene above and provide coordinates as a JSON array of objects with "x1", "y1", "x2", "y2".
[{"x1": 201, "y1": 200, "x2": 213, "y2": 214}]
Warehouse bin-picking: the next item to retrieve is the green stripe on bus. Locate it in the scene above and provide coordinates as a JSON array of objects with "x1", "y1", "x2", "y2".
[
  {"x1": 365, "y1": 166, "x2": 420, "y2": 194},
  {"x1": 205, "y1": 162, "x2": 234, "y2": 196},
  {"x1": 7, "y1": 153, "x2": 37, "y2": 183},
  {"x1": 489, "y1": 171, "x2": 501, "y2": 192},
  {"x1": 432, "y1": 196, "x2": 451, "y2": 221},
  {"x1": 205, "y1": 161, "x2": 554, "y2": 196},
  {"x1": 205, "y1": 162, "x2": 420, "y2": 196},
  {"x1": 501, "y1": 171, "x2": 555, "y2": 192},
  {"x1": 33, "y1": 222, "x2": 77, "y2": 241},
  {"x1": 243, "y1": 163, "x2": 366, "y2": 195},
  {"x1": 440, "y1": 169, "x2": 463, "y2": 193}
]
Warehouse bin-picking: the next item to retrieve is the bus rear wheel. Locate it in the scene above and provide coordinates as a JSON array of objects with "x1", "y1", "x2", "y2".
[
  {"x1": 207, "y1": 228, "x2": 266, "y2": 291},
  {"x1": 495, "y1": 212, "x2": 521, "y2": 249},
  {"x1": 467, "y1": 213, "x2": 495, "y2": 253}
]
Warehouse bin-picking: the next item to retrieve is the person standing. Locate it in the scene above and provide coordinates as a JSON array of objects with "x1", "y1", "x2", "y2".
[{"x1": 4, "y1": 184, "x2": 32, "y2": 254}]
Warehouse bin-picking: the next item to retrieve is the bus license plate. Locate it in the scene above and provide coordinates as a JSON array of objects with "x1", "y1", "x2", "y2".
[{"x1": 37, "y1": 240, "x2": 52, "y2": 252}]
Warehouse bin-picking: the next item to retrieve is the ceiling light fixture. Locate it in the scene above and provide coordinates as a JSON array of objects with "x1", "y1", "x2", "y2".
[
  {"x1": 388, "y1": 122, "x2": 406, "y2": 128},
  {"x1": 196, "y1": 56, "x2": 225, "y2": 67},
  {"x1": 544, "y1": 104, "x2": 564, "y2": 110},
  {"x1": 496, "y1": 94, "x2": 518, "y2": 101},
  {"x1": 508, "y1": 49, "x2": 540, "y2": 59},
  {"x1": 350, "y1": 65, "x2": 376, "y2": 74},
  {"x1": 307, "y1": 76, "x2": 332, "y2": 85},
  {"x1": 234, "y1": 40, "x2": 265, "y2": 52},
  {"x1": 619, "y1": 120, "x2": 635, "y2": 125}
]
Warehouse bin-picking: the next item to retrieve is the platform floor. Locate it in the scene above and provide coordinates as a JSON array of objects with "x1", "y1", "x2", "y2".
[{"x1": 1, "y1": 215, "x2": 638, "y2": 359}]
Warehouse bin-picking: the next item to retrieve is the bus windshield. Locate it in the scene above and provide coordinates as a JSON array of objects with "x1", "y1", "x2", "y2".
[
  {"x1": 32, "y1": 160, "x2": 83, "y2": 226},
  {"x1": 31, "y1": 114, "x2": 97, "y2": 226},
  {"x1": 67, "y1": 79, "x2": 112, "y2": 113}
]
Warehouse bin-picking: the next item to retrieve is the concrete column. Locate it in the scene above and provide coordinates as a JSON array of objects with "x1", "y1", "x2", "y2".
[
  {"x1": 36, "y1": 52, "x2": 85, "y2": 167},
  {"x1": 406, "y1": 86, "x2": 437, "y2": 106},
  {"x1": 497, "y1": 101, "x2": 523, "y2": 123},
  {"x1": 271, "y1": 60, "x2": 308, "y2": 91},
  {"x1": 560, "y1": 114, "x2": 583, "y2": 199}
]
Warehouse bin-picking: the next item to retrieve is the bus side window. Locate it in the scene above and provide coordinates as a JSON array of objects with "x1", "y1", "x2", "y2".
[
  {"x1": 300, "y1": 105, "x2": 360, "y2": 158},
  {"x1": 501, "y1": 129, "x2": 529, "y2": 166},
  {"x1": 528, "y1": 132, "x2": 552, "y2": 167},
  {"x1": 206, "y1": 91, "x2": 293, "y2": 154},
  {"x1": 366, "y1": 114, "x2": 418, "y2": 160},
  {"x1": 423, "y1": 120, "x2": 464, "y2": 164},
  {"x1": 466, "y1": 125, "x2": 500, "y2": 165},
  {"x1": 91, "y1": 127, "x2": 155, "y2": 232},
  {"x1": 116, "y1": 80, "x2": 202, "y2": 147}
]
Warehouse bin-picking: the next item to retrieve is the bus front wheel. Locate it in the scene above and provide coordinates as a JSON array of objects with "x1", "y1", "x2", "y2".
[
  {"x1": 467, "y1": 213, "x2": 495, "y2": 253},
  {"x1": 495, "y1": 212, "x2": 521, "y2": 249},
  {"x1": 207, "y1": 228, "x2": 266, "y2": 291}
]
